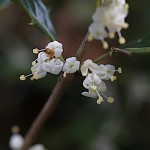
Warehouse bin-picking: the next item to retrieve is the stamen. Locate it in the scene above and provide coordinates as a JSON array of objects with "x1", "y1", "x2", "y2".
[
  {"x1": 33, "y1": 48, "x2": 45, "y2": 54},
  {"x1": 19, "y1": 75, "x2": 26, "y2": 81},
  {"x1": 32, "y1": 60, "x2": 37, "y2": 65},
  {"x1": 88, "y1": 34, "x2": 94, "y2": 41},
  {"x1": 123, "y1": 22, "x2": 129, "y2": 29},
  {"x1": 110, "y1": 75, "x2": 117, "y2": 82},
  {"x1": 19, "y1": 74, "x2": 33, "y2": 81},
  {"x1": 107, "y1": 97, "x2": 114, "y2": 103},
  {"x1": 11, "y1": 125, "x2": 20, "y2": 133},
  {"x1": 33, "y1": 48, "x2": 39, "y2": 54},
  {"x1": 63, "y1": 72, "x2": 67, "y2": 78},
  {"x1": 125, "y1": 3, "x2": 129, "y2": 9},
  {"x1": 118, "y1": 67, "x2": 122, "y2": 73},
  {"x1": 108, "y1": 32, "x2": 115, "y2": 39},
  {"x1": 94, "y1": 88, "x2": 104, "y2": 104},
  {"x1": 118, "y1": 31, "x2": 126, "y2": 44},
  {"x1": 102, "y1": 41, "x2": 109, "y2": 49},
  {"x1": 97, "y1": 97, "x2": 104, "y2": 104}
]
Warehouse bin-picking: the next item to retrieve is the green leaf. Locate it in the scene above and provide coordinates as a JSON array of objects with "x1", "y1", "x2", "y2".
[
  {"x1": 121, "y1": 35, "x2": 150, "y2": 54},
  {"x1": 11, "y1": 0, "x2": 56, "y2": 41}
]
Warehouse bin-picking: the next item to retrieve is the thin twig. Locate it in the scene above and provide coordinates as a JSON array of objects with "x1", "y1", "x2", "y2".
[
  {"x1": 111, "y1": 47, "x2": 131, "y2": 55},
  {"x1": 21, "y1": 32, "x2": 89, "y2": 150}
]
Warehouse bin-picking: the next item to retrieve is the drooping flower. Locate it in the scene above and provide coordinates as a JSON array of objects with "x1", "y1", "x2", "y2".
[
  {"x1": 62, "y1": 57, "x2": 80, "y2": 77},
  {"x1": 88, "y1": 0, "x2": 129, "y2": 47},
  {"x1": 31, "y1": 63, "x2": 47, "y2": 80},
  {"x1": 42, "y1": 58, "x2": 64, "y2": 75},
  {"x1": 81, "y1": 73, "x2": 114, "y2": 104},
  {"x1": 80, "y1": 59, "x2": 99, "y2": 76},
  {"x1": 98, "y1": 64, "x2": 122, "y2": 81}
]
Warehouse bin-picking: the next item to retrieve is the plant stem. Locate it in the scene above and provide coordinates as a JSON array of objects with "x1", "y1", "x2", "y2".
[{"x1": 21, "y1": 33, "x2": 89, "y2": 150}]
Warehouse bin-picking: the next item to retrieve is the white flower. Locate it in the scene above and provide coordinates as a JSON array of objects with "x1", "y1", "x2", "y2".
[
  {"x1": 28, "y1": 144, "x2": 46, "y2": 150},
  {"x1": 88, "y1": 23, "x2": 108, "y2": 49},
  {"x1": 42, "y1": 58, "x2": 64, "y2": 75},
  {"x1": 31, "y1": 63, "x2": 47, "y2": 80},
  {"x1": 81, "y1": 73, "x2": 114, "y2": 104},
  {"x1": 62, "y1": 57, "x2": 80, "y2": 77},
  {"x1": 81, "y1": 59, "x2": 99, "y2": 76},
  {"x1": 9, "y1": 133, "x2": 24, "y2": 150},
  {"x1": 45, "y1": 41, "x2": 63, "y2": 58},
  {"x1": 98, "y1": 64, "x2": 116, "y2": 81},
  {"x1": 37, "y1": 52, "x2": 49, "y2": 63},
  {"x1": 89, "y1": 0, "x2": 129, "y2": 46}
]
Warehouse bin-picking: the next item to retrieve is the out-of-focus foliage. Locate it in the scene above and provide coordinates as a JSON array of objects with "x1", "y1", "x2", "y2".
[{"x1": 11, "y1": 0, "x2": 55, "y2": 40}]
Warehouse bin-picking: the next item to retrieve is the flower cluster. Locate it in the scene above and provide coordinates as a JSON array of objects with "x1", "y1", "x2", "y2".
[
  {"x1": 88, "y1": 0, "x2": 129, "y2": 49},
  {"x1": 81, "y1": 59, "x2": 122, "y2": 104},
  {"x1": 20, "y1": 41, "x2": 80, "y2": 80},
  {"x1": 9, "y1": 126, "x2": 46, "y2": 150},
  {"x1": 20, "y1": 41, "x2": 122, "y2": 104}
]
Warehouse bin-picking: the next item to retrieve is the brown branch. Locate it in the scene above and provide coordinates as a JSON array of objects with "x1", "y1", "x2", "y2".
[{"x1": 21, "y1": 32, "x2": 89, "y2": 150}]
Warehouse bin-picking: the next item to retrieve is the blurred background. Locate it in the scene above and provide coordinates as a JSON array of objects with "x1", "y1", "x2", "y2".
[{"x1": 1, "y1": 0, "x2": 150, "y2": 149}]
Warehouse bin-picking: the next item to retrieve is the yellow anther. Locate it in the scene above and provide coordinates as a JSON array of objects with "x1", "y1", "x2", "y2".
[
  {"x1": 91, "y1": 85, "x2": 97, "y2": 91},
  {"x1": 33, "y1": 48, "x2": 39, "y2": 54},
  {"x1": 108, "y1": 32, "x2": 115, "y2": 39},
  {"x1": 88, "y1": 34, "x2": 94, "y2": 41},
  {"x1": 63, "y1": 72, "x2": 67, "y2": 78},
  {"x1": 125, "y1": 3, "x2": 129, "y2": 9},
  {"x1": 119, "y1": 37, "x2": 126, "y2": 44},
  {"x1": 19, "y1": 75, "x2": 26, "y2": 81},
  {"x1": 107, "y1": 97, "x2": 114, "y2": 103},
  {"x1": 123, "y1": 22, "x2": 129, "y2": 29},
  {"x1": 118, "y1": 67, "x2": 122, "y2": 73},
  {"x1": 97, "y1": 97, "x2": 104, "y2": 104},
  {"x1": 111, "y1": 76, "x2": 117, "y2": 82},
  {"x1": 102, "y1": 41, "x2": 109, "y2": 49},
  {"x1": 11, "y1": 125, "x2": 20, "y2": 133},
  {"x1": 33, "y1": 75, "x2": 39, "y2": 80},
  {"x1": 32, "y1": 61, "x2": 36, "y2": 66},
  {"x1": 30, "y1": 76, "x2": 34, "y2": 81}
]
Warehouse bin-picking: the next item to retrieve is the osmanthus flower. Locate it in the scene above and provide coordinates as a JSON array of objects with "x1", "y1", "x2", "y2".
[
  {"x1": 98, "y1": 64, "x2": 122, "y2": 81},
  {"x1": 88, "y1": 0, "x2": 129, "y2": 47},
  {"x1": 42, "y1": 58, "x2": 64, "y2": 75},
  {"x1": 9, "y1": 126, "x2": 46, "y2": 150},
  {"x1": 62, "y1": 57, "x2": 80, "y2": 77},
  {"x1": 45, "y1": 41, "x2": 63, "y2": 58},
  {"x1": 81, "y1": 59, "x2": 99, "y2": 76},
  {"x1": 33, "y1": 41, "x2": 63, "y2": 59},
  {"x1": 88, "y1": 23, "x2": 108, "y2": 49},
  {"x1": 19, "y1": 63, "x2": 47, "y2": 81},
  {"x1": 81, "y1": 73, "x2": 114, "y2": 104}
]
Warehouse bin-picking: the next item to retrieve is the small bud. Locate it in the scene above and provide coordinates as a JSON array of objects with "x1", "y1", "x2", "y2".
[{"x1": 125, "y1": 3, "x2": 129, "y2": 9}]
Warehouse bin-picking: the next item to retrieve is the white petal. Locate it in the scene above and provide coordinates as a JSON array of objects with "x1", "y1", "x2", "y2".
[
  {"x1": 9, "y1": 134, "x2": 24, "y2": 150},
  {"x1": 29, "y1": 144, "x2": 45, "y2": 150},
  {"x1": 81, "y1": 92, "x2": 97, "y2": 98}
]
